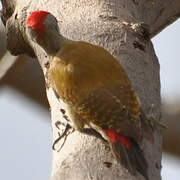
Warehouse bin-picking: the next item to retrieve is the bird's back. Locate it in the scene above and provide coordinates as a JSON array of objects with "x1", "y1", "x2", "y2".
[{"x1": 48, "y1": 41, "x2": 131, "y2": 100}]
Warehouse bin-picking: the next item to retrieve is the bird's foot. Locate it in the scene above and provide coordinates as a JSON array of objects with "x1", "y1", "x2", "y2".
[{"x1": 52, "y1": 123, "x2": 74, "y2": 152}]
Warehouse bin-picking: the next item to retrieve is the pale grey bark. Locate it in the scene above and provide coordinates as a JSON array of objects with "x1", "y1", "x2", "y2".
[
  {"x1": 144, "y1": 0, "x2": 180, "y2": 38},
  {"x1": 1, "y1": 0, "x2": 180, "y2": 180}
]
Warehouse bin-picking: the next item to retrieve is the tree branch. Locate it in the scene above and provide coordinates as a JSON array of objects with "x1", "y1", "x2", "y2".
[
  {"x1": 0, "y1": 0, "x2": 16, "y2": 25},
  {"x1": 140, "y1": 0, "x2": 180, "y2": 38},
  {"x1": 2, "y1": 0, "x2": 175, "y2": 179},
  {"x1": 0, "y1": 51, "x2": 17, "y2": 80}
]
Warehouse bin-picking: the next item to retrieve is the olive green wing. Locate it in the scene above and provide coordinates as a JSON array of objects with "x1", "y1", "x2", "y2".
[{"x1": 75, "y1": 83, "x2": 143, "y2": 142}]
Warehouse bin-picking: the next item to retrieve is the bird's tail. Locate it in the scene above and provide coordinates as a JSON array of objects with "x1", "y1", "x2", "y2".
[
  {"x1": 110, "y1": 140, "x2": 149, "y2": 180},
  {"x1": 104, "y1": 129, "x2": 149, "y2": 180}
]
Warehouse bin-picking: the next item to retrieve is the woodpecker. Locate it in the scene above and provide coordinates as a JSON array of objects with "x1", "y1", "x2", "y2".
[{"x1": 26, "y1": 10, "x2": 154, "y2": 180}]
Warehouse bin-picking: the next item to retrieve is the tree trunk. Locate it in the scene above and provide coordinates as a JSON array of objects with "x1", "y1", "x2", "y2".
[{"x1": 1, "y1": 0, "x2": 180, "y2": 180}]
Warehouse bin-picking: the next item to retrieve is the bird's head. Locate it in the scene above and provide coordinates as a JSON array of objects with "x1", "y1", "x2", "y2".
[{"x1": 26, "y1": 10, "x2": 62, "y2": 55}]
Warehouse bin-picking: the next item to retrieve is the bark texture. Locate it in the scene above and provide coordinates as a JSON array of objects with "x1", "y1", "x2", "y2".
[{"x1": 1, "y1": 0, "x2": 180, "y2": 180}]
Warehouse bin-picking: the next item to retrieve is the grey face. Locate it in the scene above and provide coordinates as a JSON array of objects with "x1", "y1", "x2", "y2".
[
  {"x1": 26, "y1": 14, "x2": 62, "y2": 55},
  {"x1": 43, "y1": 14, "x2": 60, "y2": 35}
]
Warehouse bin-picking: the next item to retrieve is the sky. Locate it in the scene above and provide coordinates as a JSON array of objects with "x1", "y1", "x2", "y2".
[
  {"x1": 0, "y1": 88, "x2": 51, "y2": 180},
  {"x1": 152, "y1": 20, "x2": 180, "y2": 101},
  {"x1": 0, "y1": 2, "x2": 180, "y2": 179}
]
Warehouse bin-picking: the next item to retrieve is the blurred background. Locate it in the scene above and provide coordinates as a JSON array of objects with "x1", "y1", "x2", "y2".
[{"x1": 0, "y1": 6, "x2": 180, "y2": 180}]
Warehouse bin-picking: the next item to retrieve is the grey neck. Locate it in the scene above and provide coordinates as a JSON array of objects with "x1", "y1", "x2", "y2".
[{"x1": 40, "y1": 32, "x2": 65, "y2": 56}]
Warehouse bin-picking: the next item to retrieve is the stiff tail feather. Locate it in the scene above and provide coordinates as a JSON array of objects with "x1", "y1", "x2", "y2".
[
  {"x1": 104, "y1": 129, "x2": 149, "y2": 180},
  {"x1": 110, "y1": 140, "x2": 149, "y2": 180}
]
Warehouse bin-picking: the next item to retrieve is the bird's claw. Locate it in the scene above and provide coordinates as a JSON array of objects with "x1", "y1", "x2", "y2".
[{"x1": 52, "y1": 123, "x2": 73, "y2": 152}]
